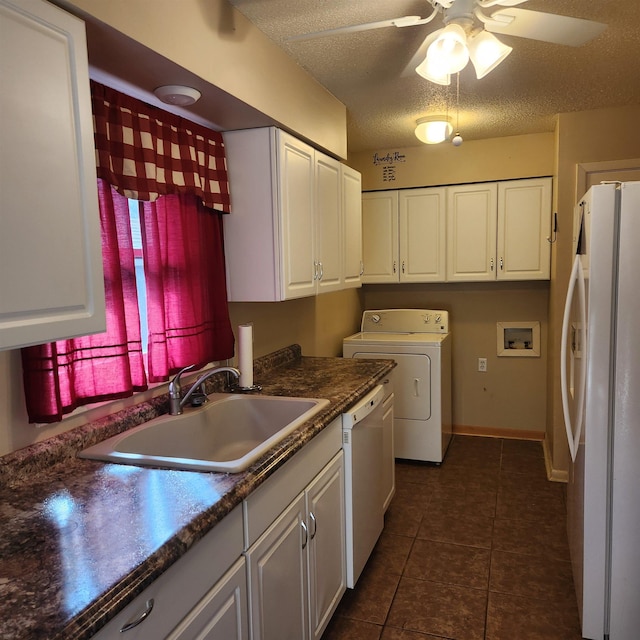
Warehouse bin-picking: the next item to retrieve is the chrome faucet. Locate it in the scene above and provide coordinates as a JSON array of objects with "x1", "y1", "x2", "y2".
[{"x1": 168, "y1": 365, "x2": 241, "y2": 415}]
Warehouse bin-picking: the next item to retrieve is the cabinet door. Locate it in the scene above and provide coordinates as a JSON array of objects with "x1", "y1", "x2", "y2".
[
  {"x1": 315, "y1": 153, "x2": 342, "y2": 294},
  {"x1": 399, "y1": 188, "x2": 446, "y2": 282},
  {"x1": 362, "y1": 191, "x2": 399, "y2": 283},
  {"x1": 306, "y1": 453, "x2": 346, "y2": 640},
  {"x1": 382, "y1": 392, "x2": 395, "y2": 513},
  {"x1": 0, "y1": 0, "x2": 105, "y2": 350},
  {"x1": 167, "y1": 558, "x2": 248, "y2": 640},
  {"x1": 497, "y1": 178, "x2": 552, "y2": 280},
  {"x1": 279, "y1": 132, "x2": 316, "y2": 299},
  {"x1": 446, "y1": 183, "x2": 498, "y2": 281},
  {"x1": 341, "y1": 165, "x2": 363, "y2": 289},
  {"x1": 247, "y1": 493, "x2": 309, "y2": 640}
]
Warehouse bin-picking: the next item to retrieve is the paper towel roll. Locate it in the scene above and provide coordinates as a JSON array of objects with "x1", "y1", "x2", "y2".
[{"x1": 238, "y1": 323, "x2": 254, "y2": 388}]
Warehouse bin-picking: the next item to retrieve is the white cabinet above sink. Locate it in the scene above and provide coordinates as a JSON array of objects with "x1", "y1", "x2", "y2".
[{"x1": 222, "y1": 127, "x2": 362, "y2": 301}]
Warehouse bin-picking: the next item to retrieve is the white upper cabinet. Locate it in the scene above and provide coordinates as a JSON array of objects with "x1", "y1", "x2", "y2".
[
  {"x1": 399, "y1": 188, "x2": 447, "y2": 282},
  {"x1": 361, "y1": 191, "x2": 399, "y2": 283},
  {"x1": 497, "y1": 178, "x2": 552, "y2": 280},
  {"x1": 365, "y1": 178, "x2": 552, "y2": 285},
  {"x1": 446, "y1": 179, "x2": 552, "y2": 281},
  {"x1": 280, "y1": 133, "x2": 317, "y2": 298},
  {"x1": 446, "y1": 183, "x2": 499, "y2": 282},
  {"x1": 223, "y1": 128, "x2": 361, "y2": 301},
  {"x1": 0, "y1": 0, "x2": 105, "y2": 350},
  {"x1": 362, "y1": 188, "x2": 446, "y2": 283},
  {"x1": 315, "y1": 154, "x2": 342, "y2": 294},
  {"x1": 341, "y1": 164, "x2": 363, "y2": 289}
]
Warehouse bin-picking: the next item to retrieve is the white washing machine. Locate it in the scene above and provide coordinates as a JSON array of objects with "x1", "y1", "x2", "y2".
[{"x1": 343, "y1": 309, "x2": 452, "y2": 463}]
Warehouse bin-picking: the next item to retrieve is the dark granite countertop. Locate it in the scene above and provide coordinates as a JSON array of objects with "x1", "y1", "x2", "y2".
[{"x1": 0, "y1": 346, "x2": 395, "y2": 640}]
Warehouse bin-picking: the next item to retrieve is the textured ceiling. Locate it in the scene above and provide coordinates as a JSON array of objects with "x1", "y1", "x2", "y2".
[{"x1": 228, "y1": 0, "x2": 640, "y2": 152}]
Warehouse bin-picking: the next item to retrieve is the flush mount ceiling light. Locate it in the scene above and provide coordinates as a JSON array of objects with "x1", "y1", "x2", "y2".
[
  {"x1": 154, "y1": 85, "x2": 202, "y2": 106},
  {"x1": 415, "y1": 116, "x2": 453, "y2": 144}
]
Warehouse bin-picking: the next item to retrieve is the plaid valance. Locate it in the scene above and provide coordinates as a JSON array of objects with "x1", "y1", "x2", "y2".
[{"x1": 91, "y1": 81, "x2": 231, "y2": 213}]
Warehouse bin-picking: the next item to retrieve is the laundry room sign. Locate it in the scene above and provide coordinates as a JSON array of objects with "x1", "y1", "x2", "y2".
[{"x1": 372, "y1": 151, "x2": 407, "y2": 183}]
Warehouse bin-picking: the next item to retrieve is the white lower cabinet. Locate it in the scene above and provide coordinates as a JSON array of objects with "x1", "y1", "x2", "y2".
[
  {"x1": 246, "y1": 452, "x2": 346, "y2": 640},
  {"x1": 91, "y1": 506, "x2": 247, "y2": 640},
  {"x1": 167, "y1": 557, "x2": 248, "y2": 640}
]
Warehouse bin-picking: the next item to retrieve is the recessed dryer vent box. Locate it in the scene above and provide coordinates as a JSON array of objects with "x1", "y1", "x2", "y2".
[{"x1": 497, "y1": 321, "x2": 540, "y2": 357}]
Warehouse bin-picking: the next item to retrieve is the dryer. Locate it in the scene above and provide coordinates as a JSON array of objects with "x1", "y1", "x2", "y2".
[{"x1": 343, "y1": 309, "x2": 452, "y2": 463}]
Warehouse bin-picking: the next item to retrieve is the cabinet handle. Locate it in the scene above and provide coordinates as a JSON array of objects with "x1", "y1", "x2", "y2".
[
  {"x1": 301, "y1": 520, "x2": 308, "y2": 549},
  {"x1": 360, "y1": 260, "x2": 364, "y2": 276},
  {"x1": 490, "y1": 258, "x2": 494, "y2": 272},
  {"x1": 120, "y1": 599, "x2": 155, "y2": 633},
  {"x1": 500, "y1": 257, "x2": 504, "y2": 270},
  {"x1": 309, "y1": 511, "x2": 317, "y2": 540},
  {"x1": 318, "y1": 261, "x2": 324, "y2": 280},
  {"x1": 393, "y1": 261, "x2": 397, "y2": 274},
  {"x1": 313, "y1": 261, "x2": 318, "y2": 280},
  {"x1": 402, "y1": 261, "x2": 405, "y2": 274}
]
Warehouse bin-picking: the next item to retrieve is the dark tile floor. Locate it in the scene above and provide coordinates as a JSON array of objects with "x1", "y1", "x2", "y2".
[{"x1": 322, "y1": 435, "x2": 582, "y2": 640}]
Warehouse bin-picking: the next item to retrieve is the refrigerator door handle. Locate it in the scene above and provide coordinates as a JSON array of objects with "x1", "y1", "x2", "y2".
[{"x1": 561, "y1": 255, "x2": 587, "y2": 462}]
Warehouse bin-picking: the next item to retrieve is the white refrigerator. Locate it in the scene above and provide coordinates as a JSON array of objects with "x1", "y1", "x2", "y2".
[{"x1": 561, "y1": 181, "x2": 640, "y2": 639}]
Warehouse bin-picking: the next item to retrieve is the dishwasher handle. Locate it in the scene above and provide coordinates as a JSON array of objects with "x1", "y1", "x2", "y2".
[{"x1": 342, "y1": 385, "x2": 385, "y2": 429}]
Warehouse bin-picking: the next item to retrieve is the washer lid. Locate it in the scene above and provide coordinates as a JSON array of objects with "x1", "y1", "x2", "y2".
[
  {"x1": 343, "y1": 331, "x2": 449, "y2": 347},
  {"x1": 361, "y1": 309, "x2": 449, "y2": 334}
]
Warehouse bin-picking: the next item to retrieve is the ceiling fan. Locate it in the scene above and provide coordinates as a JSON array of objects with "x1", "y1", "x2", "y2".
[{"x1": 286, "y1": 0, "x2": 607, "y2": 85}]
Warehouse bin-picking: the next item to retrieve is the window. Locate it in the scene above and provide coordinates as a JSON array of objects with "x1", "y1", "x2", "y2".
[
  {"x1": 22, "y1": 81, "x2": 234, "y2": 424},
  {"x1": 128, "y1": 200, "x2": 148, "y2": 353}
]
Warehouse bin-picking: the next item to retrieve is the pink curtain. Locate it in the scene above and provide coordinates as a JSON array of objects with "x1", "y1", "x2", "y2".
[
  {"x1": 141, "y1": 193, "x2": 235, "y2": 383},
  {"x1": 22, "y1": 181, "x2": 148, "y2": 423},
  {"x1": 91, "y1": 81, "x2": 231, "y2": 213}
]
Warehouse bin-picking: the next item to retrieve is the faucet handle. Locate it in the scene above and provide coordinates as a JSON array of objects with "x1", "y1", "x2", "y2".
[{"x1": 168, "y1": 364, "x2": 195, "y2": 398}]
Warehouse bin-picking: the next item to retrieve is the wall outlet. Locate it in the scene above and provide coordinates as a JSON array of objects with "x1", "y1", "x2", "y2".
[{"x1": 478, "y1": 357, "x2": 488, "y2": 372}]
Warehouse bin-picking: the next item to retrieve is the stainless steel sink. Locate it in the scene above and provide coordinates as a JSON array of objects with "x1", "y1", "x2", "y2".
[{"x1": 79, "y1": 393, "x2": 330, "y2": 473}]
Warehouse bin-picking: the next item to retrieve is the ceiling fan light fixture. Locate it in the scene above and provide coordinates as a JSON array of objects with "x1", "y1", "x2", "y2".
[
  {"x1": 415, "y1": 53, "x2": 451, "y2": 85},
  {"x1": 427, "y1": 23, "x2": 470, "y2": 74},
  {"x1": 415, "y1": 116, "x2": 453, "y2": 144},
  {"x1": 467, "y1": 30, "x2": 512, "y2": 78}
]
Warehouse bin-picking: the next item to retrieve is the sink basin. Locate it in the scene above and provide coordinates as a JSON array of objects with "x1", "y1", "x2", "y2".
[{"x1": 79, "y1": 394, "x2": 330, "y2": 473}]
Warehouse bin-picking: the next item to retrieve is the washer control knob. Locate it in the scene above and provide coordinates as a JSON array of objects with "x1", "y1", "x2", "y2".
[
  {"x1": 435, "y1": 314, "x2": 442, "y2": 323},
  {"x1": 371, "y1": 314, "x2": 381, "y2": 324},
  {"x1": 423, "y1": 314, "x2": 431, "y2": 323}
]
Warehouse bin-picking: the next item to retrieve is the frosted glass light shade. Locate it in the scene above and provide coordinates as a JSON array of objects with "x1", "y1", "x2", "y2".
[
  {"x1": 427, "y1": 23, "x2": 469, "y2": 74},
  {"x1": 415, "y1": 117, "x2": 453, "y2": 144},
  {"x1": 415, "y1": 53, "x2": 451, "y2": 85},
  {"x1": 468, "y1": 30, "x2": 512, "y2": 79}
]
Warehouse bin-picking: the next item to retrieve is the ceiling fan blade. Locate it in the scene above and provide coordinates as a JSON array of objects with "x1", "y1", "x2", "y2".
[
  {"x1": 484, "y1": 8, "x2": 607, "y2": 46},
  {"x1": 477, "y1": 0, "x2": 528, "y2": 8},
  {"x1": 286, "y1": 15, "x2": 427, "y2": 42}
]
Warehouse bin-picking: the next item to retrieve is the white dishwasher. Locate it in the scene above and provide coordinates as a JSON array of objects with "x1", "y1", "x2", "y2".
[{"x1": 342, "y1": 384, "x2": 385, "y2": 588}]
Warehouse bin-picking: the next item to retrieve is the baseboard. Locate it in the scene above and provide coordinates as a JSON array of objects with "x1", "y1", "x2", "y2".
[
  {"x1": 452, "y1": 424, "x2": 545, "y2": 441},
  {"x1": 542, "y1": 437, "x2": 569, "y2": 483}
]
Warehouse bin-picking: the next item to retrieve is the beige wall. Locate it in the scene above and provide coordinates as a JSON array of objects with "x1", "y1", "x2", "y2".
[
  {"x1": 547, "y1": 104, "x2": 640, "y2": 475},
  {"x1": 228, "y1": 289, "x2": 363, "y2": 360},
  {"x1": 350, "y1": 132, "x2": 555, "y2": 191},
  {"x1": 60, "y1": 0, "x2": 347, "y2": 158}
]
